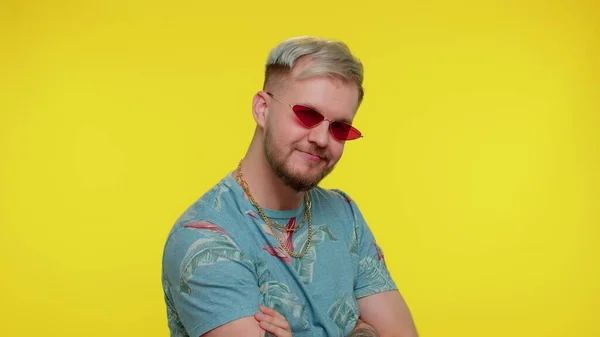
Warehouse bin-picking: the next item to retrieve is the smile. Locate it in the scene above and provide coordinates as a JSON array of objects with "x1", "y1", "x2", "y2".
[{"x1": 297, "y1": 150, "x2": 324, "y2": 162}]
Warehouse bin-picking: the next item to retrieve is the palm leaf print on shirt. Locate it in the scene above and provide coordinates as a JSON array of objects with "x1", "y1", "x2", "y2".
[
  {"x1": 179, "y1": 222, "x2": 247, "y2": 295},
  {"x1": 163, "y1": 276, "x2": 187, "y2": 337},
  {"x1": 260, "y1": 217, "x2": 337, "y2": 284},
  {"x1": 258, "y1": 212, "x2": 337, "y2": 284},
  {"x1": 291, "y1": 224, "x2": 336, "y2": 285},
  {"x1": 212, "y1": 180, "x2": 231, "y2": 211},
  {"x1": 349, "y1": 220, "x2": 359, "y2": 256},
  {"x1": 357, "y1": 255, "x2": 396, "y2": 296},
  {"x1": 328, "y1": 292, "x2": 359, "y2": 337},
  {"x1": 261, "y1": 218, "x2": 296, "y2": 264},
  {"x1": 184, "y1": 221, "x2": 231, "y2": 236},
  {"x1": 197, "y1": 180, "x2": 231, "y2": 212},
  {"x1": 256, "y1": 260, "x2": 309, "y2": 329},
  {"x1": 260, "y1": 280, "x2": 310, "y2": 329}
]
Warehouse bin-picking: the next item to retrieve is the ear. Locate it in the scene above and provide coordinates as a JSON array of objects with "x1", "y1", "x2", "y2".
[{"x1": 252, "y1": 91, "x2": 270, "y2": 128}]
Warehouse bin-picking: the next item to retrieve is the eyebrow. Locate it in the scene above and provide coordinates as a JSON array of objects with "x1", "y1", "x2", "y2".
[{"x1": 297, "y1": 103, "x2": 354, "y2": 125}]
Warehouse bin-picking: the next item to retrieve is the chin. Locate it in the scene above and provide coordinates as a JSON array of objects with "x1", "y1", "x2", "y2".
[
  {"x1": 280, "y1": 165, "x2": 321, "y2": 188},
  {"x1": 290, "y1": 159, "x2": 327, "y2": 175}
]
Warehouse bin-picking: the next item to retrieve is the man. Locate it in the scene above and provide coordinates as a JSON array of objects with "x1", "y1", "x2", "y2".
[{"x1": 161, "y1": 36, "x2": 418, "y2": 337}]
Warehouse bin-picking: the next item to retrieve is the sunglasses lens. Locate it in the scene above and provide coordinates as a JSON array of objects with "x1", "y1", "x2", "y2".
[
  {"x1": 331, "y1": 122, "x2": 362, "y2": 140},
  {"x1": 292, "y1": 105, "x2": 323, "y2": 127},
  {"x1": 292, "y1": 104, "x2": 362, "y2": 141}
]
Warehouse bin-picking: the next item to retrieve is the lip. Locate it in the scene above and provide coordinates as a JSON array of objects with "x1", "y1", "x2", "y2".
[{"x1": 297, "y1": 150, "x2": 324, "y2": 162}]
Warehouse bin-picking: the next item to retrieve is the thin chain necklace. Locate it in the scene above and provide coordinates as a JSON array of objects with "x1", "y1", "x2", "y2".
[{"x1": 235, "y1": 161, "x2": 313, "y2": 259}]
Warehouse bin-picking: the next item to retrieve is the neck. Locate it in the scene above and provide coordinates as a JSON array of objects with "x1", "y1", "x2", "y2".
[{"x1": 236, "y1": 131, "x2": 305, "y2": 211}]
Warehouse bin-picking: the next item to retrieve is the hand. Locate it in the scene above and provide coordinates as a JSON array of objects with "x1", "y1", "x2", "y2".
[
  {"x1": 347, "y1": 318, "x2": 379, "y2": 337},
  {"x1": 354, "y1": 318, "x2": 375, "y2": 330},
  {"x1": 254, "y1": 305, "x2": 292, "y2": 337}
]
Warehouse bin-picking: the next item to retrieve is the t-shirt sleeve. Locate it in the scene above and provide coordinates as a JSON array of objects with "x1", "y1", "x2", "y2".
[
  {"x1": 162, "y1": 224, "x2": 261, "y2": 337},
  {"x1": 334, "y1": 191, "x2": 398, "y2": 299}
]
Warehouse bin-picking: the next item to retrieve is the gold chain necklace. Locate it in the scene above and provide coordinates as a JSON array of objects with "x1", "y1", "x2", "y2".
[
  {"x1": 235, "y1": 161, "x2": 313, "y2": 258},
  {"x1": 269, "y1": 198, "x2": 309, "y2": 232},
  {"x1": 235, "y1": 161, "x2": 310, "y2": 232}
]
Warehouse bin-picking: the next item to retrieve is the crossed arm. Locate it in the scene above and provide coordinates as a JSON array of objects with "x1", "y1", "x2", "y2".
[
  {"x1": 352, "y1": 290, "x2": 418, "y2": 337},
  {"x1": 202, "y1": 289, "x2": 417, "y2": 337}
]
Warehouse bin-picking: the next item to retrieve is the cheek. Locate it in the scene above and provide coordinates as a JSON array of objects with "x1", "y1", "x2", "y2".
[
  {"x1": 268, "y1": 122, "x2": 305, "y2": 150},
  {"x1": 275, "y1": 120, "x2": 309, "y2": 144},
  {"x1": 329, "y1": 143, "x2": 345, "y2": 162}
]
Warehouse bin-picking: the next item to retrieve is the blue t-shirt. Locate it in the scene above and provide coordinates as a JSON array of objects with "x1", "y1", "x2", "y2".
[{"x1": 162, "y1": 172, "x2": 397, "y2": 337}]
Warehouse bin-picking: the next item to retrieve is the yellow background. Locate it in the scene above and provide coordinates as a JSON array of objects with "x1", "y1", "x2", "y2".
[{"x1": 1, "y1": 0, "x2": 598, "y2": 336}]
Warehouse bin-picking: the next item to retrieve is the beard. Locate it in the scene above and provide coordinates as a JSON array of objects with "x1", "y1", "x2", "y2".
[{"x1": 264, "y1": 128, "x2": 335, "y2": 192}]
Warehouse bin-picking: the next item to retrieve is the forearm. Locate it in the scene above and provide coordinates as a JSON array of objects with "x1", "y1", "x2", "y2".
[{"x1": 347, "y1": 328, "x2": 379, "y2": 337}]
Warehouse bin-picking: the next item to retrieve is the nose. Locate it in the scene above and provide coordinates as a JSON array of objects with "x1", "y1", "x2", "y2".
[{"x1": 307, "y1": 120, "x2": 330, "y2": 148}]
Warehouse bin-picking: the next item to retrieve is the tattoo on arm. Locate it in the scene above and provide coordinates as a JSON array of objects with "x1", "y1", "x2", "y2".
[{"x1": 347, "y1": 328, "x2": 379, "y2": 337}]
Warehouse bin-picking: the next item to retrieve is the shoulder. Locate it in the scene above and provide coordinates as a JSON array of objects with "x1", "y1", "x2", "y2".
[
  {"x1": 167, "y1": 174, "x2": 241, "y2": 233},
  {"x1": 162, "y1": 216, "x2": 254, "y2": 289},
  {"x1": 163, "y1": 173, "x2": 250, "y2": 255},
  {"x1": 310, "y1": 186, "x2": 363, "y2": 219},
  {"x1": 310, "y1": 186, "x2": 354, "y2": 204}
]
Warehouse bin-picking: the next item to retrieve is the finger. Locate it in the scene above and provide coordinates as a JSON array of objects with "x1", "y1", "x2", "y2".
[
  {"x1": 257, "y1": 305, "x2": 288, "y2": 330},
  {"x1": 254, "y1": 312, "x2": 291, "y2": 332},
  {"x1": 259, "y1": 319, "x2": 292, "y2": 337},
  {"x1": 259, "y1": 305, "x2": 286, "y2": 321},
  {"x1": 259, "y1": 305, "x2": 290, "y2": 330}
]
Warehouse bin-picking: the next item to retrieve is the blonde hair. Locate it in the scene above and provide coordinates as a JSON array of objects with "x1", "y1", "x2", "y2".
[{"x1": 263, "y1": 36, "x2": 364, "y2": 102}]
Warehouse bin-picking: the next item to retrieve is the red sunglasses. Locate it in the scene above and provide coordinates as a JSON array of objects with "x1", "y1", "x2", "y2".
[{"x1": 266, "y1": 92, "x2": 363, "y2": 141}]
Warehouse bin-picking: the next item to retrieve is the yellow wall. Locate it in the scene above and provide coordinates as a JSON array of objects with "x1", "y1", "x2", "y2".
[{"x1": 1, "y1": 1, "x2": 598, "y2": 336}]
